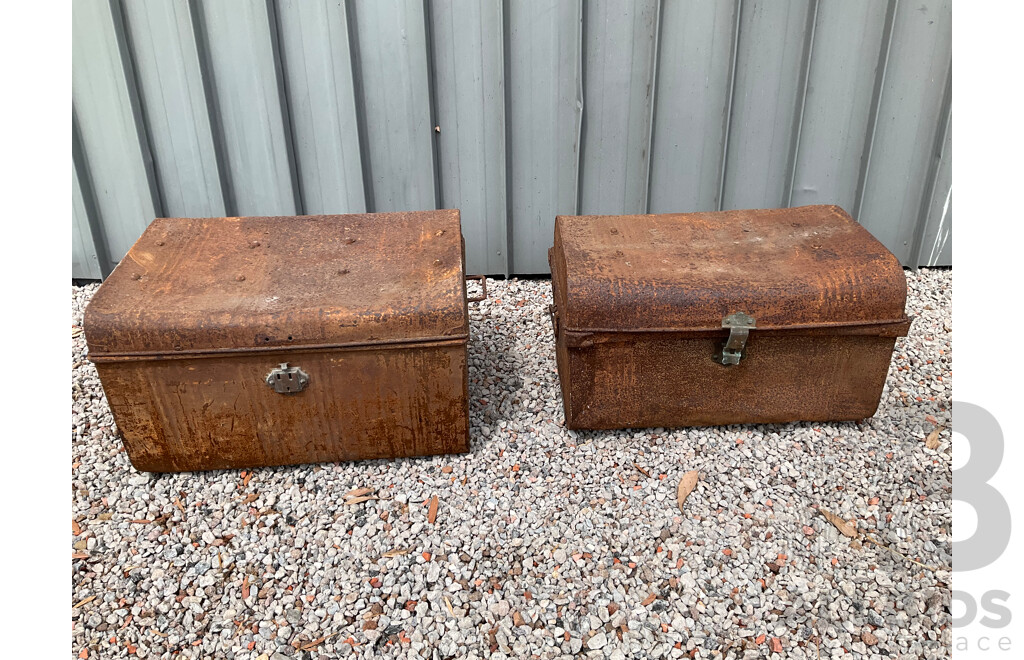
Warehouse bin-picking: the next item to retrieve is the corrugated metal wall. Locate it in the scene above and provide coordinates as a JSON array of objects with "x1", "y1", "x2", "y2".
[{"x1": 72, "y1": 0, "x2": 952, "y2": 280}]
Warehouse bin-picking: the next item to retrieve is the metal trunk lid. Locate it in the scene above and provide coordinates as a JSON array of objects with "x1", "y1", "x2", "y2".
[
  {"x1": 85, "y1": 211, "x2": 469, "y2": 358},
  {"x1": 550, "y1": 205, "x2": 909, "y2": 335}
]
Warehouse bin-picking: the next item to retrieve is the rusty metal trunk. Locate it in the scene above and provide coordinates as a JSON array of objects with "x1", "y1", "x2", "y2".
[
  {"x1": 85, "y1": 211, "x2": 472, "y2": 472},
  {"x1": 549, "y1": 205, "x2": 911, "y2": 429}
]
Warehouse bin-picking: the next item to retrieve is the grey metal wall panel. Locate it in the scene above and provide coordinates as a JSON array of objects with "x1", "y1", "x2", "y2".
[
  {"x1": 789, "y1": 0, "x2": 889, "y2": 210},
  {"x1": 72, "y1": 0, "x2": 953, "y2": 275},
  {"x1": 507, "y1": 0, "x2": 583, "y2": 274},
  {"x1": 918, "y1": 112, "x2": 952, "y2": 267},
  {"x1": 722, "y1": 0, "x2": 814, "y2": 211},
  {"x1": 429, "y1": 0, "x2": 507, "y2": 275},
  {"x1": 72, "y1": 0, "x2": 158, "y2": 263},
  {"x1": 73, "y1": 161, "x2": 103, "y2": 280},
  {"x1": 197, "y1": 0, "x2": 299, "y2": 215},
  {"x1": 857, "y1": 0, "x2": 951, "y2": 263},
  {"x1": 276, "y1": 0, "x2": 366, "y2": 215},
  {"x1": 647, "y1": 0, "x2": 737, "y2": 213},
  {"x1": 349, "y1": 0, "x2": 437, "y2": 212},
  {"x1": 121, "y1": 0, "x2": 226, "y2": 218},
  {"x1": 578, "y1": 0, "x2": 659, "y2": 215}
]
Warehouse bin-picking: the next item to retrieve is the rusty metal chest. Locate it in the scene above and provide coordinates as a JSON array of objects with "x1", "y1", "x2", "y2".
[
  {"x1": 85, "y1": 211, "x2": 472, "y2": 471},
  {"x1": 548, "y1": 205, "x2": 911, "y2": 429}
]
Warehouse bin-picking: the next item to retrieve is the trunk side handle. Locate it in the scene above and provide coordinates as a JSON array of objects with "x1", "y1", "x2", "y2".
[{"x1": 466, "y1": 275, "x2": 487, "y2": 303}]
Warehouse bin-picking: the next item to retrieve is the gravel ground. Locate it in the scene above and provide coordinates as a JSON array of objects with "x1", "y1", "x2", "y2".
[{"x1": 72, "y1": 269, "x2": 952, "y2": 660}]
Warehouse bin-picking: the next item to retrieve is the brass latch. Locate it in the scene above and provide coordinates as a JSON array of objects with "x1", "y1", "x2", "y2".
[{"x1": 715, "y1": 312, "x2": 756, "y2": 366}]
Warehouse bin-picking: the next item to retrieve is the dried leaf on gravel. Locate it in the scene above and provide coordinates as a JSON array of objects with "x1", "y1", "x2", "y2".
[
  {"x1": 381, "y1": 548, "x2": 411, "y2": 558},
  {"x1": 73, "y1": 595, "x2": 97, "y2": 609},
  {"x1": 241, "y1": 575, "x2": 250, "y2": 600},
  {"x1": 345, "y1": 487, "x2": 374, "y2": 498},
  {"x1": 72, "y1": 519, "x2": 81, "y2": 535},
  {"x1": 676, "y1": 471, "x2": 699, "y2": 512},
  {"x1": 428, "y1": 495, "x2": 439, "y2": 524},
  {"x1": 344, "y1": 495, "x2": 377, "y2": 505},
  {"x1": 819, "y1": 508, "x2": 858, "y2": 538},
  {"x1": 925, "y1": 426, "x2": 943, "y2": 450},
  {"x1": 641, "y1": 593, "x2": 657, "y2": 606}
]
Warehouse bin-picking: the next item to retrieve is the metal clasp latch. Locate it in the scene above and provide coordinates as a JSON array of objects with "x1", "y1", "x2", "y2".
[
  {"x1": 715, "y1": 312, "x2": 756, "y2": 366},
  {"x1": 265, "y1": 363, "x2": 309, "y2": 394}
]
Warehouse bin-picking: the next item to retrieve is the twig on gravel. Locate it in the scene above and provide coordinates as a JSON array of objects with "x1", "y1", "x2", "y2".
[
  {"x1": 863, "y1": 534, "x2": 946, "y2": 572},
  {"x1": 343, "y1": 495, "x2": 378, "y2": 505},
  {"x1": 633, "y1": 463, "x2": 650, "y2": 477},
  {"x1": 300, "y1": 631, "x2": 342, "y2": 651},
  {"x1": 73, "y1": 595, "x2": 97, "y2": 609}
]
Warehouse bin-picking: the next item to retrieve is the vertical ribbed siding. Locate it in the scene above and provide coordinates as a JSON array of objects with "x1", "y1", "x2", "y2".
[
  {"x1": 429, "y1": 0, "x2": 508, "y2": 275},
  {"x1": 275, "y1": 0, "x2": 366, "y2": 215},
  {"x1": 72, "y1": 0, "x2": 953, "y2": 279}
]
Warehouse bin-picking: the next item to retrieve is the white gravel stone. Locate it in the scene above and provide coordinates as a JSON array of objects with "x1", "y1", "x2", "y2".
[{"x1": 71, "y1": 271, "x2": 952, "y2": 659}]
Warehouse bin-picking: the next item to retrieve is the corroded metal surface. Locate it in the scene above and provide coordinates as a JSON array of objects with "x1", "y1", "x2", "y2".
[
  {"x1": 550, "y1": 205, "x2": 911, "y2": 429},
  {"x1": 85, "y1": 211, "x2": 471, "y2": 471},
  {"x1": 85, "y1": 211, "x2": 468, "y2": 356}
]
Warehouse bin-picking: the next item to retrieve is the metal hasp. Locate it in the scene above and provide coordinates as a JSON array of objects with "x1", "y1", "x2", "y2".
[
  {"x1": 716, "y1": 312, "x2": 756, "y2": 366},
  {"x1": 266, "y1": 363, "x2": 309, "y2": 394}
]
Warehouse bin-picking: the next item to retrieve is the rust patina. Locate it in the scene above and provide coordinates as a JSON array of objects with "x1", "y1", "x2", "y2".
[
  {"x1": 85, "y1": 210, "x2": 471, "y2": 472},
  {"x1": 549, "y1": 205, "x2": 911, "y2": 429}
]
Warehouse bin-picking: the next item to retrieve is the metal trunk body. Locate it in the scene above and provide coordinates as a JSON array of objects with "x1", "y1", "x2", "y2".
[
  {"x1": 549, "y1": 205, "x2": 911, "y2": 429},
  {"x1": 85, "y1": 211, "x2": 471, "y2": 471}
]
